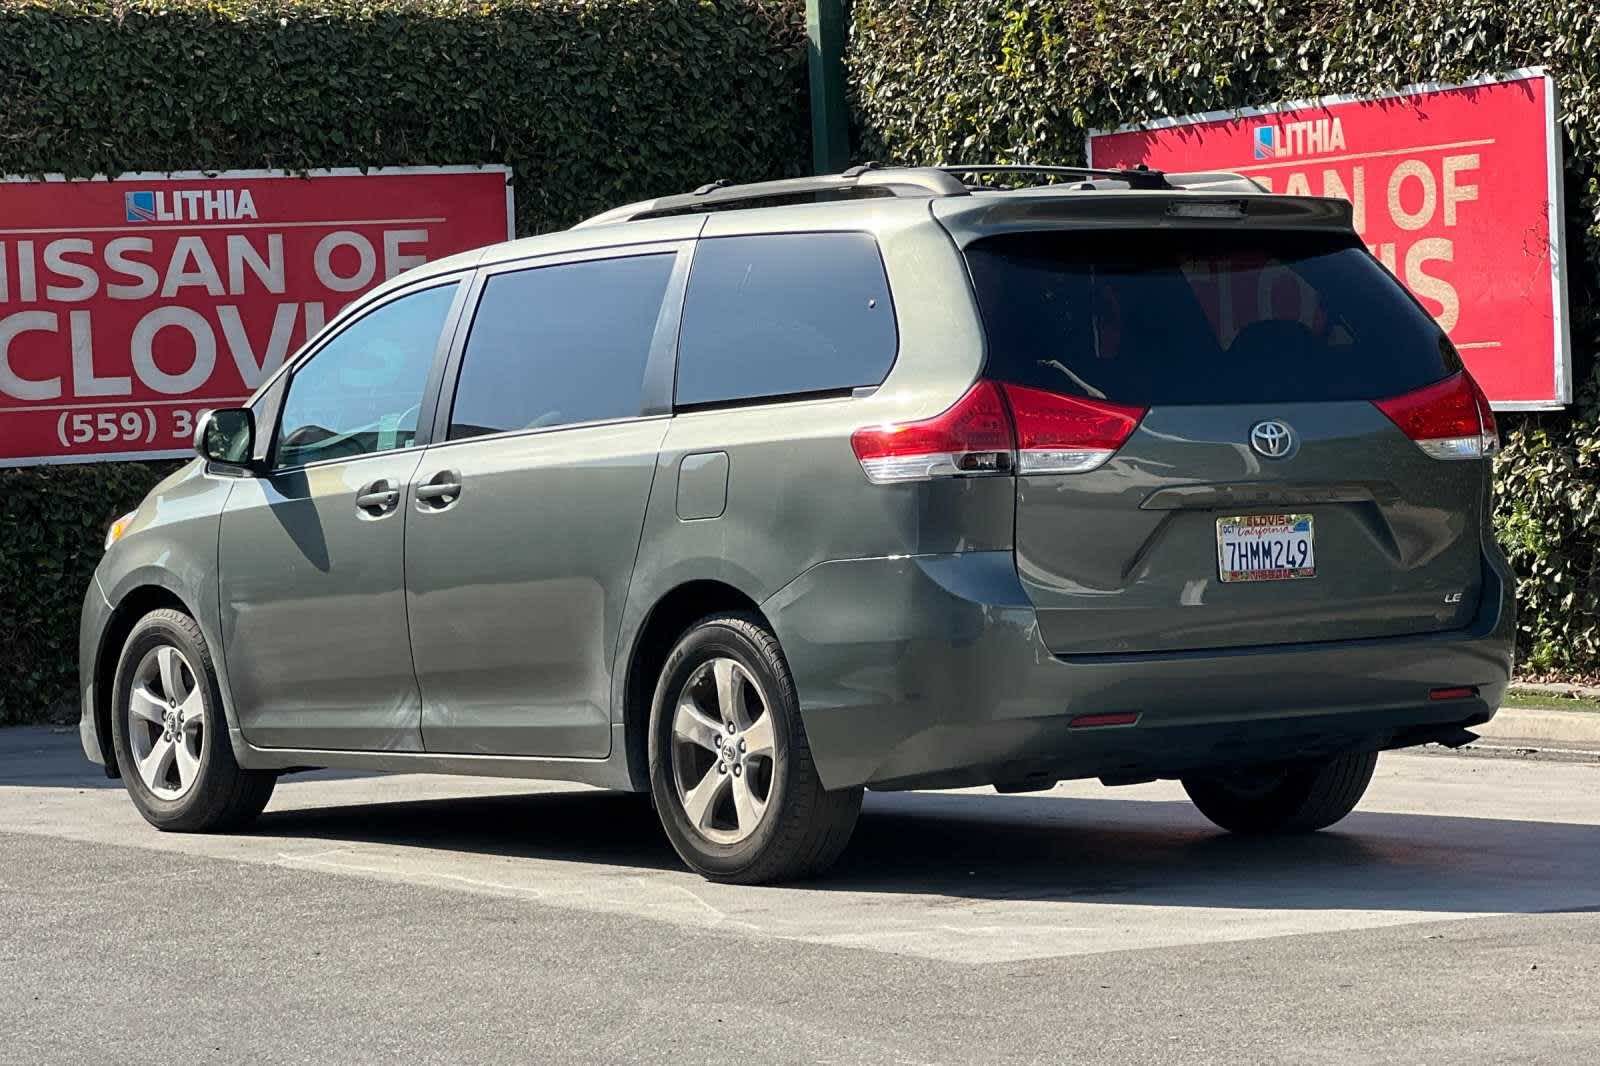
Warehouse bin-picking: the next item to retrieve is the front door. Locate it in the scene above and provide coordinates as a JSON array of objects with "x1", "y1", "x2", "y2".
[
  {"x1": 405, "y1": 247, "x2": 684, "y2": 757},
  {"x1": 219, "y1": 280, "x2": 461, "y2": 751}
]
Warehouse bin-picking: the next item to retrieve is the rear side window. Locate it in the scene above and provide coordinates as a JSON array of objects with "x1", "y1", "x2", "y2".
[
  {"x1": 675, "y1": 232, "x2": 897, "y2": 406},
  {"x1": 966, "y1": 230, "x2": 1460, "y2": 405},
  {"x1": 448, "y1": 253, "x2": 674, "y2": 440}
]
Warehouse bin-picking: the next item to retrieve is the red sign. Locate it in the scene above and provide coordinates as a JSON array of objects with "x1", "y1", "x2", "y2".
[
  {"x1": 1089, "y1": 69, "x2": 1571, "y2": 410},
  {"x1": 0, "y1": 166, "x2": 513, "y2": 465}
]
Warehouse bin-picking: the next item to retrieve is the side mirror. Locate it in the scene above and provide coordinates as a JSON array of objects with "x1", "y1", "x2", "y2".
[{"x1": 195, "y1": 407, "x2": 256, "y2": 470}]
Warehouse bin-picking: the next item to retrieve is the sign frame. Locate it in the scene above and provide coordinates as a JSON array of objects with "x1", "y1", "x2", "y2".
[
  {"x1": 1086, "y1": 68, "x2": 1571, "y2": 411},
  {"x1": 0, "y1": 164, "x2": 515, "y2": 467}
]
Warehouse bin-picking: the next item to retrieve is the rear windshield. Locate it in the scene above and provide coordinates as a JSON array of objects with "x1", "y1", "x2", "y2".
[{"x1": 965, "y1": 229, "x2": 1459, "y2": 405}]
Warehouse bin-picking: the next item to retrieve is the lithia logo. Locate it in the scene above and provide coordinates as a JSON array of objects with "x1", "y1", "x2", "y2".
[
  {"x1": 124, "y1": 188, "x2": 259, "y2": 223},
  {"x1": 1252, "y1": 117, "x2": 1347, "y2": 160}
]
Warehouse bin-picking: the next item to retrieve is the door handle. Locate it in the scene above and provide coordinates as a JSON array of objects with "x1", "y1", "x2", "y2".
[
  {"x1": 415, "y1": 471, "x2": 462, "y2": 509},
  {"x1": 355, "y1": 480, "x2": 400, "y2": 515}
]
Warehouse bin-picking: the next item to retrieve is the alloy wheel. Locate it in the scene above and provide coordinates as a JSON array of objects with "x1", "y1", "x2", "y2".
[
  {"x1": 669, "y1": 657, "x2": 777, "y2": 845},
  {"x1": 126, "y1": 644, "x2": 205, "y2": 800}
]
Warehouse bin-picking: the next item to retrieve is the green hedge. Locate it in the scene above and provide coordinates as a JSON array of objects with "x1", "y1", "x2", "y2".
[
  {"x1": 0, "y1": 0, "x2": 810, "y2": 724},
  {"x1": 0, "y1": 463, "x2": 177, "y2": 724},
  {"x1": 849, "y1": 0, "x2": 1600, "y2": 676},
  {"x1": 1, "y1": 0, "x2": 809, "y2": 234}
]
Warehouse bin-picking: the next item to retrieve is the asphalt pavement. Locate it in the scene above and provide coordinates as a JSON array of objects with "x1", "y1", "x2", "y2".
[{"x1": 3, "y1": 726, "x2": 1598, "y2": 1064}]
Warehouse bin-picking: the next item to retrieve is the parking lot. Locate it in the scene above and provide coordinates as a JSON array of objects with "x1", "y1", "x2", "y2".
[{"x1": 3, "y1": 726, "x2": 1598, "y2": 1064}]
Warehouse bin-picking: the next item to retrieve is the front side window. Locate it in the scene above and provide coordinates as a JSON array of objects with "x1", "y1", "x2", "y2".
[
  {"x1": 275, "y1": 283, "x2": 457, "y2": 469},
  {"x1": 448, "y1": 253, "x2": 676, "y2": 440},
  {"x1": 675, "y1": 232, "x2": 898, "y2": 407}
]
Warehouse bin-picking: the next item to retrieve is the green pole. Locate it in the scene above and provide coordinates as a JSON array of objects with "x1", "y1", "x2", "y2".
[{"x1": 806, "y1": 0, "x2": 850, "y2": 174}]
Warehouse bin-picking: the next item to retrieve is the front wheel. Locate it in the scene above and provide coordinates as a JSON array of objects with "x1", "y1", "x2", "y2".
[
  {"x1": 1182, "y1": 750, "x2": 1378, "y2": 835},
  {"x1": 109, "y1": 608, "x2": 276, "y2": 832},
  {"x1": 648, "y1": 613, "x2": 861, "y2": 884}
]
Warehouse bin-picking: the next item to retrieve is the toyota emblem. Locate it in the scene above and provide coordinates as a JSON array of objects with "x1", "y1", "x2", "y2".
[{"x1": 1249, "y1": 420, "x2": 1295, "y2": 459}]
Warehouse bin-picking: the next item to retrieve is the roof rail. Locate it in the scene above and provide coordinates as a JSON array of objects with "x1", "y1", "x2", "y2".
[
  {"x1": 573, "y1": 161, "x2": 1265, "y2": 228},
  {"x1": 574, "y1": 165, "x2": 970, "y2": 227},
  {"x1": 936, "y1": 163, "x2": 1170, "y2": 190}
]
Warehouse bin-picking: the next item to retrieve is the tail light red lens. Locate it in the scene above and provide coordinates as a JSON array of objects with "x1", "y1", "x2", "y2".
[
  {"x1": 1373, "y1": 371, "x2": 1499, "y2": 460},
  {"x1": 1469, "y1": 373, "x2": 1500, "y2": 455},
  {"x1": 1001, "y1": 384, "x2": 1147, "y2": 474},
  {"x1": 1069, "y1": 711, "x2": 1141, "y2": 729},
  {"x1": 850, "y1": 381, "x2": 1015, "y2": 484},
  {"x1": 851, "y1": 381, "x2": 1145, "y2": 484}
]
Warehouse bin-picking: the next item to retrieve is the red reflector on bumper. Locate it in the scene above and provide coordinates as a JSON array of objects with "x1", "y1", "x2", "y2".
[
  {"x1": 1429, "y1": 686, "x2": 1478, "y2": 701},
  {"x1": 1069, "y1": 712, "x2": 1140, "y2": 729}
]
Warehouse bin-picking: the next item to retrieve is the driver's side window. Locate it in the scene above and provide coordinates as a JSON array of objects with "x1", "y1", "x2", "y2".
[{"x1": 275, "y1": 283, "x2": 457, "y2": 469}]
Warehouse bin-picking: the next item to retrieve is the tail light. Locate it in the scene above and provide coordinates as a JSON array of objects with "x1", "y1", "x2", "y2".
[
  {"x1": 851, "y1": 380, "x2": 1146, "y2": 484},
  {"x1": 850, "y1": 381, "x2": 1014, "y2": 484},
  {"x1": 1471, "y1": 375, "x2": 1500, "y2": 455},
  {"x1": 1069, "y1": 711, "x2": 1141, "y2": 729},
  {"x1": 1373, "y1": 371, "x2": 1499, "y2": 460},
  {"x1": 1003, "y1": 384, "x2": 1147, "y2": 475}
]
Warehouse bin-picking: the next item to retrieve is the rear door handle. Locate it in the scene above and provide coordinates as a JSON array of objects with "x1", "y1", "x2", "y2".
[
  {"x1": 355, "y1": 480, "x2": 400, "y2": 515},
  {"x1": 415, "y1": 471, "x2": 462, "y2": 509}
]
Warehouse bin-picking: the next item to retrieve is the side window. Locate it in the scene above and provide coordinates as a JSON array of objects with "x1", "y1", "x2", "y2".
[
  {"x1": 675, "y1": 232, "x2": 897, "y2": 407},
  {"x1": 275, "y1": 284, "x2": 457, "y2": 469},
  {"x1": 448, "y1": 253, "x2": 675, "y2": 440}
]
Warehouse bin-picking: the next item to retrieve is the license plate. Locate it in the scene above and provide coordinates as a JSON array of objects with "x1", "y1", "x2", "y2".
[{"x1": 1216, "y1": 513, "x2": 1315, "y2": 582}]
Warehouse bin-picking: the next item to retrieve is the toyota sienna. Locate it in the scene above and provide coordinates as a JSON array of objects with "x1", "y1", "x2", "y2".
[{"x1": 80, "y1": 164, "x2": 1515, "y2": 883}]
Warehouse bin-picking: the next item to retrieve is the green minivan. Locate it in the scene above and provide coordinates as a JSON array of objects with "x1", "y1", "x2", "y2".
[{"x1": 80, "y1": 165, "x2": 1514, "y2": 883}]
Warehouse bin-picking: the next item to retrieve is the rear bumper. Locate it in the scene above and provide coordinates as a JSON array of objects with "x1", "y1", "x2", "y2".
[{"x1": 764, "y1": 550, "x2": 1514, "y2": 791}]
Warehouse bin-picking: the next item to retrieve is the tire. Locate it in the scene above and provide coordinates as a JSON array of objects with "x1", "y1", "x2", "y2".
[
  {"x1": 648, "y1": 612, "x2": 862, "y2": 884},
  {"x1": 109, "y1": 608, "x2": 276, "y2": 832},
  {"x1": 1182, "y1": 750, "x2": 1378, "y2": 835}
]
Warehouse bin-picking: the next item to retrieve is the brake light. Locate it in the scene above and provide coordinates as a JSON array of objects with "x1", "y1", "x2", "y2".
[
  {"x1": 851, "y1": 381, "x2": 1147, "y2": 484},
  {"x1": 1469, "y1": 373, "x2": 1500, "y2": 456},
  {"x1": 850, "y1": 381, "x2": 1015, "y2": 484},
  {"x1": 1069, "y1": 711, "x2": 1141, "y2": 729},
  {"x1": 1373, "y1": 371, "x2": 1499, "y2": 460},
  {"x1": 1001, "y1": 384, "x2": 1147, "y2": 475}
]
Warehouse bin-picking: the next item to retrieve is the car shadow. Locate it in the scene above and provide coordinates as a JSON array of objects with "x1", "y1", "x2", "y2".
[
  {"x1": 260, "y1": 787, "x2": 678, "y2": 868},
  {"x1": 828, "y1": 791, "x2": 1600, "y2": 915},
  {"x1": 253, "y1": 783, "x2": 1600, "y2": 915}
]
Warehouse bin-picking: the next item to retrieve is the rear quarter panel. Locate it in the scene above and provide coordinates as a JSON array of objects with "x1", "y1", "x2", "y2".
[{"x1": 609, "y1": 200, "x2": 1010, "y2": 729}]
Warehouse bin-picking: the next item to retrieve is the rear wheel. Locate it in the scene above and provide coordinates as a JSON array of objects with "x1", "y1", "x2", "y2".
[
  {"x1": 110, "y1": 608, "x2": 276, "y2": 832},
  {"x1": 648, "y1": 613, "x2": 861, "y2": 884},
  {"x1": 1182, "y1": 750, "x2": 1378, "y2": 835}
]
